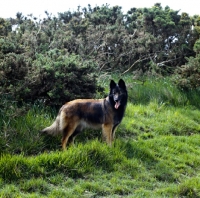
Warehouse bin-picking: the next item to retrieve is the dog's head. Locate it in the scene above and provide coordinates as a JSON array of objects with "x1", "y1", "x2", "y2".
[{"x1": 109, "y1": 79, "x2": 127, "y2": 109}]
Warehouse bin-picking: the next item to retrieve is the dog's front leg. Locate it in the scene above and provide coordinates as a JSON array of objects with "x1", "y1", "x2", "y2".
[{"x1": 102, "y1": 124, "x2": 113, "y2": 146}]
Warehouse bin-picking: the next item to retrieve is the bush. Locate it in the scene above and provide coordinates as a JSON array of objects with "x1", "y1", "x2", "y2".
[
  {"x1": 173, "y1": 38, "x2": 200, "y2": 91},
  {"x1": 173, "y1": 54, "x2": 200, "y2": 90},
  {"x1": 0, "y1": 52, "x2": 102, "y2": 106}
]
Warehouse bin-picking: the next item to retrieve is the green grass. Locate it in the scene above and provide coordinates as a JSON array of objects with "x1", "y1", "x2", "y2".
[
  {"x1": 0, "y1": 137, "x2": 200, "y2": 197},
  {"x1": 0, "y1": 75, "x2": 200, "y2": 197}
]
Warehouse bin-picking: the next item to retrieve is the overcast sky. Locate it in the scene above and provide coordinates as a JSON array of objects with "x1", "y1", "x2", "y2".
[{"x1": 0, "y1": 0, "x2": 199, "y2": 19}]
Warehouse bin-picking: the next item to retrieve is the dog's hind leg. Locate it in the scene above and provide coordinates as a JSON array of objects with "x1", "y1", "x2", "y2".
[
  {"x1": 68, "y1": 128, "x2": 81, "y2": 145},
  {"x1": 62, "y1": 122, "x2": 79, "y2": 150}
]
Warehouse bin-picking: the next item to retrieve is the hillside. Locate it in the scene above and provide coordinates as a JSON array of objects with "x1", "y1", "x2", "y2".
[{"x1": 0, "y1": 76, "x2": 200, "y2": 197}]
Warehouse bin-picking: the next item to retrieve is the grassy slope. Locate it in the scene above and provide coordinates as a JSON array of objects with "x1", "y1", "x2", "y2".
[{"x1": 0, "y1": 75, "x2": 200, "y2": 197}]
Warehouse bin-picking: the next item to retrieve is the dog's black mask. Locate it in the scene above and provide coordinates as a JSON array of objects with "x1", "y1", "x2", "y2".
[{"x1": 109, "y1": 79, "x2": 127, "y2": 109}]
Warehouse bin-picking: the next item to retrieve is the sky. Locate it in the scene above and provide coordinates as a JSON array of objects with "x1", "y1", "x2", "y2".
[{"x1": 0, "y1": 0, "x2": 199, "y2": 19}]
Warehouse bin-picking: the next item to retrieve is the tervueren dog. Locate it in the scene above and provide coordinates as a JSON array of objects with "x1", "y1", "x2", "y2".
[{"x1": 41, "y1": 79, "x2": 128, "y2": 150}]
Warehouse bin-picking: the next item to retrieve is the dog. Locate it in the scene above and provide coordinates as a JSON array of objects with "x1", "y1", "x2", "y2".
[{"x1": 41, "y1": 79, "x2": 128, "y2": 150}]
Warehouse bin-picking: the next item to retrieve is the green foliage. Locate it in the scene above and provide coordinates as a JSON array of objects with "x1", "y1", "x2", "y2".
[
  {"x1": 0, "y1": 18, "x2": 12, "y2": 36},
  {"x1": 194, "y1": 38, "x2": 200, "y2": 54},
  {"x1": 32, "y1": 53, "x2": 100, "y2": 105},
  {"x1": 0, "y1": 38, "x2": 16, "y2": 53},
  {"x1": 0, "y1": 3, "x2": 199, "y2": 87},
  {"x1": 0, "y1": 52, "x2": 101, "y2": 106},
  {"x1": 0, "y1": 4, "x2": 199, "y2": 107},
  {"x1": 125, "y1": 4, "x2": 198, "y2": 72},
  {"x1": 173, "y1": 54, "x2": 200, "y2": 90}
]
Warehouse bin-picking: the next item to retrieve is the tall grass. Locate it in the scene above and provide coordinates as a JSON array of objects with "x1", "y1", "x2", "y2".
[
  {"x1": 99, "y1": 73, "x2": 200, "y2": 107},
  {"x1": 0, "y1": 100, "x2": 60, "y2": 155}
]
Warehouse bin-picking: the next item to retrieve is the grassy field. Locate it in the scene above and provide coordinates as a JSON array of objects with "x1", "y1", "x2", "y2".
[{"x1": 0, "y1": 75, "x2": 200, "y2": 197}]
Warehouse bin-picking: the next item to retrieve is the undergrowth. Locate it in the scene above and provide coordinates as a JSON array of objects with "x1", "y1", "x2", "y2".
[{"x1": 0, "y1": 75, "x2": 200, "y2": 197}]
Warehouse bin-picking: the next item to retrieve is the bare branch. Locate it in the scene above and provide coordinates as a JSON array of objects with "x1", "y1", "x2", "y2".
[
  {"x1": 157, "y1": 57, "x2": 181, "y2": 67},
  {"x1": 122, "y1": 57, "x2": 150, "y2": 75},
  {"x1": 36, "y1": 24, "x2": 42, "y2": 37}
]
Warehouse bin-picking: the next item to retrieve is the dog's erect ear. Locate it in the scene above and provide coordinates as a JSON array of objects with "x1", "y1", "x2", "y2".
[
  {"x1": 118, "y1": 79, "x2": 126, "y2": 90},
  {"x1": 110, "y1": 80, "x2": 116, "y2": 89}
]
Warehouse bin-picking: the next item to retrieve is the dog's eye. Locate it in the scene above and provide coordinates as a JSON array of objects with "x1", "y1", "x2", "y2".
[{"x1": 113, "y1": 91, "x2": 120, "y2": 95}]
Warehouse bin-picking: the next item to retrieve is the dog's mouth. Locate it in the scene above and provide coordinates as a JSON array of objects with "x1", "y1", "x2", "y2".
[{"x1": 114, "y1": 100, "x2": 120, "y2": 109}]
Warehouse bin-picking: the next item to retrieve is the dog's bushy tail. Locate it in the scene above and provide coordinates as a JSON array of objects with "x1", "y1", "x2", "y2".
[{"x1": 41, "y1": 114, "x2": 62, "y2": 136}]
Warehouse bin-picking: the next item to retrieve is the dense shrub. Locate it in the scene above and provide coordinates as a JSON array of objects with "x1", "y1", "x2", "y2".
[
  {"x1": 173, "y1": 55, "x2": 200, "y2": 90},
  {"x1": 0, "y1": 52, "x2": 102, "y2": 106},
  {"x1": 173, "y1": 39, "x2": 200, "y2": 90}
]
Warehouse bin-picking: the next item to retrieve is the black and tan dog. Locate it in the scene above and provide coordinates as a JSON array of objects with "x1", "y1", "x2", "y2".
[{"x1": 41, "y1": 79, "x2": 128, "y2": 150}]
